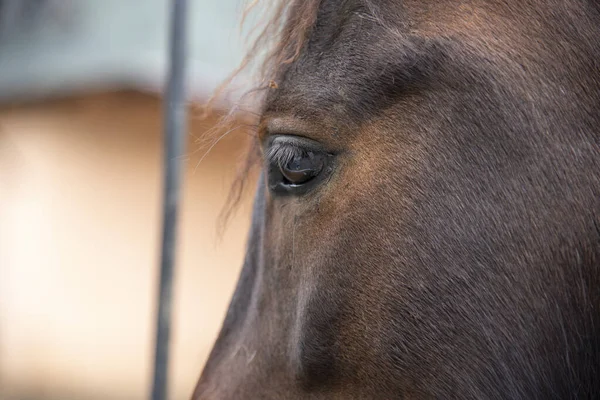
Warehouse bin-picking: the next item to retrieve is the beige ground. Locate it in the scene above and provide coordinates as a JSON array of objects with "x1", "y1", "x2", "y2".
[{"x1": 0, "y1": 92, "x2": 256, "y2": 399}]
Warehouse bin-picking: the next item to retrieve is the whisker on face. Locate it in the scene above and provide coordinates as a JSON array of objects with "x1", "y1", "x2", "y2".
[{"x1": 192, "y1": 125, "x2": 252, "y2": 174}]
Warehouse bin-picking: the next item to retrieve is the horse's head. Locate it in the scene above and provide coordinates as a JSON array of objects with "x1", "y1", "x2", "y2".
[{"x1": 195, "y1": 1, "x2": 600, "y2": 398}]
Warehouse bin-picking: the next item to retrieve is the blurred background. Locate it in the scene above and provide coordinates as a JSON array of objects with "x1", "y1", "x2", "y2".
[{"x1": 0, "y1": 1, "x2": 257, "y2": 399}]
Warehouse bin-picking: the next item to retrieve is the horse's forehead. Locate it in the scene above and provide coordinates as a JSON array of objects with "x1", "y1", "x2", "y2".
[
  {"x1": 265, "y1": 2, "x2": 376, "y2": 109},
  {"x1": 264, "y1": 1, "x2": 436, "y2": 124},
  {"x1": 262, "y1": 0, "x2": 552, "y2": 122}
]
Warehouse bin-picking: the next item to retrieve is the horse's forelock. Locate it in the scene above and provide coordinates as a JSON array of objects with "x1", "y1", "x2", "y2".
[{"x1": 204, "y1": 0, "x2": 323, "y2": 233}]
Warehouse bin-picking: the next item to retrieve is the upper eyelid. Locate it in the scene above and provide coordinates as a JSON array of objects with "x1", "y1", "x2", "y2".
[
  {"x1": 260, "y1": 117, "x2": 319, "y2": 143},
  {"x1": 264, "y1": 135, "x2": 331, "y2": 163},
  {"x1": 267, "y1": 134, "x2": 328, "y2": 151}
]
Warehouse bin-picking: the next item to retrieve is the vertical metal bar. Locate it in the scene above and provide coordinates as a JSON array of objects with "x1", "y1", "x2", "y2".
[{"x1": 151, "y1": 0, "x2": 188, "y2": 399}]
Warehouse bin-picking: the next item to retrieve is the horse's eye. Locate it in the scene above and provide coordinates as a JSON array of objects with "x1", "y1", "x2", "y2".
[
  {"x1": 279, "y1": 151, "x2": 323, "y2": 185},
  {"x1": 266, "y1": 136, "x2": 333, "y2": 196}
]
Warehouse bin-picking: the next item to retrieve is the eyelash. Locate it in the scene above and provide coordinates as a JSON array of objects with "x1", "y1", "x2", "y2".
[{"x1": 264, "y1": 143, "x2": 307, "y2": 167}]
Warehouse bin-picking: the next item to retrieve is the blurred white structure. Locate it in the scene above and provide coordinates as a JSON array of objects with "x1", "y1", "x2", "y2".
[{"x1": 0, "y1": 0, "x2": 251, "y2": 104}]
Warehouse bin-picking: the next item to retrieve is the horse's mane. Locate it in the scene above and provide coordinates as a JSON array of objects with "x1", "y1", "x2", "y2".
[
  {"x1": 207, "y1": 0, "x2": 321, "y2": 231},
  {"x1": 207, "y1": 0, "x2": 320, "y2": 114}
]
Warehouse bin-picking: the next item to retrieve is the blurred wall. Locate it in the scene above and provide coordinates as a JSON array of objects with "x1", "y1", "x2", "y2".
[
  {"x1": 0, "y1": 91, "x2": 256, "y2": 399},
  {"x1": 0, "y1": 0, "x2": 252, "y2": 104}
]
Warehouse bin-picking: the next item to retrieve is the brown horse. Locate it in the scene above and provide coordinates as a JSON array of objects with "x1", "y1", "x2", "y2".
[{"x1": 195, "y1": 0, "x2": 600, "y2": 398}]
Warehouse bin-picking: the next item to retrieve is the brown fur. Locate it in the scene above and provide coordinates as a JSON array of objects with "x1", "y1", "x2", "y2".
[
  {"x1": 205, "y1": 0, "x2": 322, "y2": 228},
  {"x1": 195, "y1": 0, "x2": 600, "y2": 398}
]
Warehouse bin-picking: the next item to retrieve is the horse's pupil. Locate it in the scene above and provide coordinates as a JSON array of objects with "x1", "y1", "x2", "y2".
[{"x1": 280, "y1": 152, "x2": 322, "y2": 185}]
